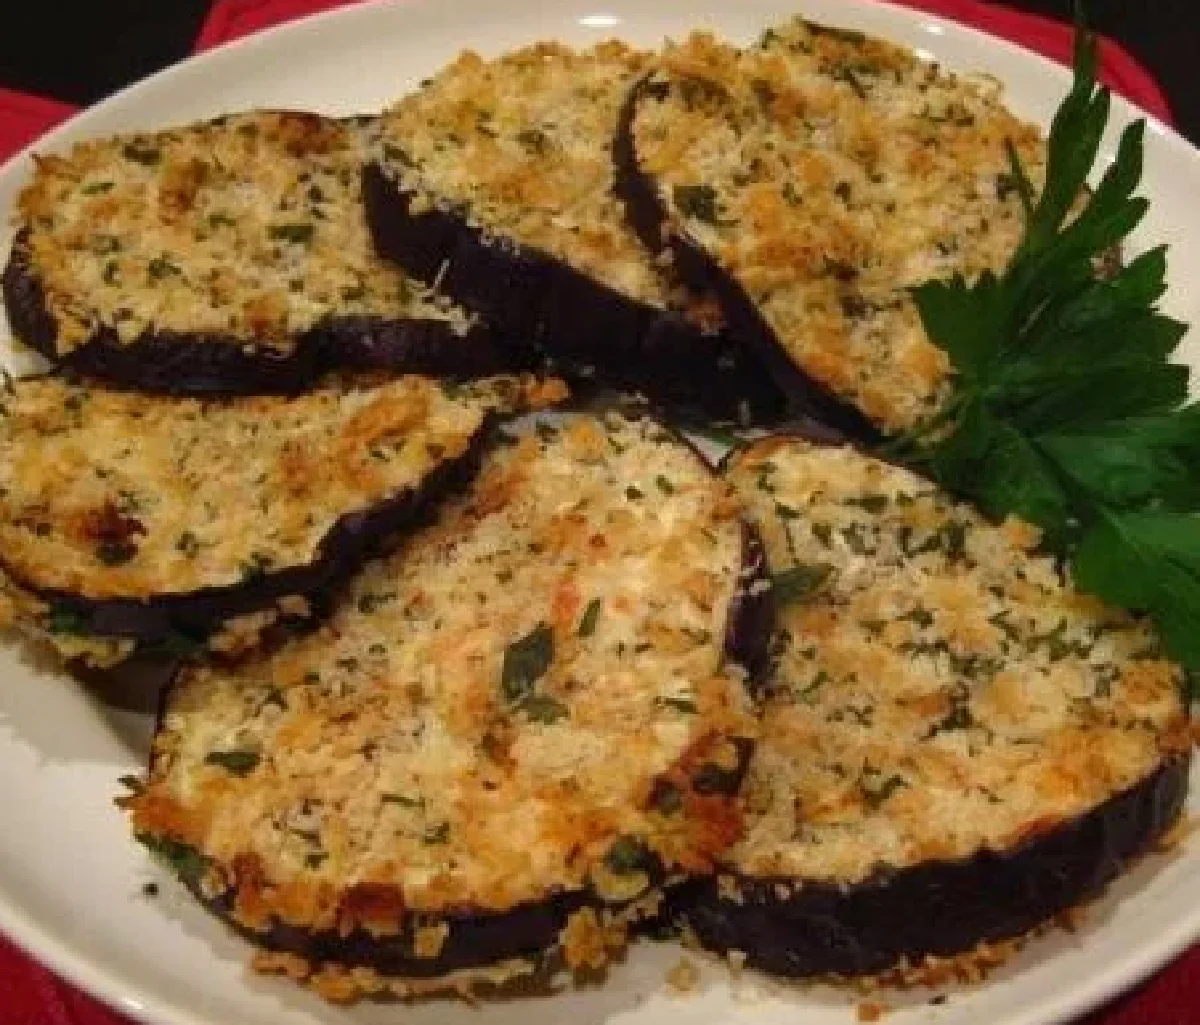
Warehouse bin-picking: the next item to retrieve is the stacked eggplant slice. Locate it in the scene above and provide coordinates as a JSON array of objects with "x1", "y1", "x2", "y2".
[
  {"x1": 693, "y1": 435, "x2": 1190, "y2": 977},
  {"x1": 365, "y1": 42, "x2": 787, "y2": 424},
  {"x1": 3, "y1": 111, "x2": 509, "y2": 394},
  {"x1": 0, "y1": 373, "x2": 563, "y2": 662},
  {"x1": 127, "y1": 412, "x2": 765, "y2": 999},
  {"x1": 617, "y1": 20, "x2": 1046, "y2": 439},
  {"x1": 0, "y1": 7, "x2": 1191, "y2": 1006}
]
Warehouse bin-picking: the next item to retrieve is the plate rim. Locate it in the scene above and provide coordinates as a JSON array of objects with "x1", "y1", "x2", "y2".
[{"x1": 0, "y1": 2, "x2": 1197, "y2": 1024}]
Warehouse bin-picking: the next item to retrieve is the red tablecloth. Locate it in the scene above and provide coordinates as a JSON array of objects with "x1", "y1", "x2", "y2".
[{"x1": 0, "y1": 1, "x2": 1190, "y2": 1022}]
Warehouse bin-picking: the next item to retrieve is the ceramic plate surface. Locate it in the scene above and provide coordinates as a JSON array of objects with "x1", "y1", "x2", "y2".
[{"x1": 0, "y1": 2, "x2": 1197, "y2": 1024}]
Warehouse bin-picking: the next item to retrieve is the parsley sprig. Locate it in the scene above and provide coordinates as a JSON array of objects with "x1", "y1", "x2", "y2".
[{"x1": 893, "y1": 25, "x2": 1200, "y2": 675}]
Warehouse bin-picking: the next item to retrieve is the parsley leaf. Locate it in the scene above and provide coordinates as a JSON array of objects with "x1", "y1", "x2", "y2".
[
  {"x1": 136, "y1": 834, "x2": 208, "y2": 886},
  {"x1": 900, "y1": 21, "x2": 1200, "y2": 673},
  {"x1": 501, "y1": 623, "x2": 554, "y2": 702},
  {"x1": 204, "y1": 750, "x2": 260, "y2": 775},
  {"x1": 1074, "y1": 511, "x2": 1200, "y2": 670}
]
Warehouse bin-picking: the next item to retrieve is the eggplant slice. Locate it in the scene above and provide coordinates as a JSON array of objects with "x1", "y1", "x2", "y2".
[
  {"x1": 616, "y1": 21, "x2": 1050, "y2": 438},
  {"x1": 125, "y1": 411, "x2": 770, "y2": 1000},
  {"x1": 3, "y1": 111, "x2": 512, "y2": 394},
  {"x1": 364, "y1": 42, "x2": 786, "y2": 424},
  {"x1": 664, "y1": 433, "x2": 1192, "y2": 978},
  {"x1": 0, "y1": 373, "x2": 565, "y2": 654}
]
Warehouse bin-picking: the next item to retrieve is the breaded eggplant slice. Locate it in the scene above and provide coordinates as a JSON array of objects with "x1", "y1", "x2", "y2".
[
  {"x1": 617, "y1": 21, "x2": 1050, "y2": 438},
  {"x1": 364, "y1": 42, "x2": 785, "y2": 424},
  {"x1": 665, "y1": 433, "x2": 1192, "y2": 978},
  {"x1": 3, "y1": 111, "x2": 509, "y2": 394},
  {"x1": 0, "y1": 373, "x2": 565, "y2": 650},
  {"x1": 126, "y1": 412, "x2": 769, "y2": 998}
]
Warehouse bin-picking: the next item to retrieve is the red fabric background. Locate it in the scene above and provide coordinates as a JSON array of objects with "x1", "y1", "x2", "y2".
[{"x1": 0, "y1": 1, "x2": 1191, "y2": 1023}]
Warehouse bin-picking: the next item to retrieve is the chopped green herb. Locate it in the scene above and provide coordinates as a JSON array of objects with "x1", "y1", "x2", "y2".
[
  {"x1": 147, "y1": 256, "x2": 181, "y2": 281},
  {"x1": 522, "y1": 693, "x2": 569, "y2": 724},
  {"x1": 516, "y1": 128, "x2": 548, "y2": 153},
  {"x1": 626, "y1": 485, "x2": 644, "y2": 500},
  {"x1": 844, "y1": 494, "x2": 889, "y2": 514},
  {"x1": 423, "y1": 821, "x2": 450, "y2": 845},
  {"x1": 832, "y1": 65, "x2": 868, "y2": 99},
  {"x1": 807, "y1": 22, "x2": 867, "y2": 45},
  {"x1": 203, "y1": 750, "x2": 260, "y2": 775},
  {"x1": 771, "y1": 563, "x2": 833, "y2": 606},
  {"x1": 45, "y1": 606, "x2": 87, "y2": 635},
  {"x1": 501, "y1": 623, "x2": 554, "y2": 703},
  {"x1": 797, "y1": 670, "x2": 831, "y2": 702},
  {"x1": 650, "y1": 781, "x2": 683, "y2": 814},
  {"x1": 143, "y1": 630, "x2": 203, "y2": 659},
  {"x1": 926, "y1": 704, "x2": 975, "y2": 737},
  {"x1": 655, "y1": 475, "x2": 676, "y2": 495},
  {"x1": 118, "y1": 774, "x2": 145, "y2": 794},
  {"x1": 860, "y1": 772, "x2": 908, "y2": 809},
  {"x1": 840, "y1": 523, "x2": 872, "y2": 555},
  {"x1": 82, "y1": 181, "x2": 114, "y2": 195},
  {"x1": 136, "y1": 834, "x2": 207, "y2": 885},
  {"x1": 673, "y1": 183, "x2": 721, "y2": 223},
  {"x1": 382, "y1": 793, "x2": 424, "y2": 808},
  {"x1": 604, "y1": 836, "x2": 648, "y2": 875},
  {"x1": 122, "y1": 142, "x2": 161, "y2": 165},
  {"x1": 578, "y1": 598, "x2": 602, "y2": 637},
  {"x1": 357, "y1": 591, "x2": 396, "y2": 614},
  {"x1": 239, "y1": 551, "x2": 273, "y2": 581},
  {"x1": 989, "y1": 609, "x2": 1021, "y2": 641},
  {"x1": 268, "y1": 222, "x2": 315, "y2": 245},
  {"x1": 656, "y1": 696, "x2": 698, "y2": 714},
  {"x1": 900, "y1": 607, "x2": 935, "y2": 629},
  {"x1": 175, "y1": 531, "x2": 200, "y2": 559}
]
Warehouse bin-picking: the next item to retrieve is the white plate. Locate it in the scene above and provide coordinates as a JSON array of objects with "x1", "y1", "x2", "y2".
[{"x1": 0, "y1": 2, "x2": 1197, "y2": 1024}]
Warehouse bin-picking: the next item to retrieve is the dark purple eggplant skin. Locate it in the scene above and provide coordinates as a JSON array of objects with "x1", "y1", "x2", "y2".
[
  {"x1": 13, "y1": 418, "x2": 496, "y2": 646},
  {"x1": 613, "y1": 77, "x2": 882, "y2": 444},
  {"x1": 723, "y1": 523, "x2": 774, "y2": 693},
  {"x1": 667, "y1": 756, "x2": 1190, "y2": 978},
  {"x1": 195, "y1": 873, "x2": 593, "y2": 980},
  {"x1": 2, "y1": 229, "x2": 516, "y2": 396},
  {"x1": 361, "y1": 162, "x2": 787, "y2": 426},
  {"x1": 148, "y1": 739, "x2": 756, "y2": 979}
]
